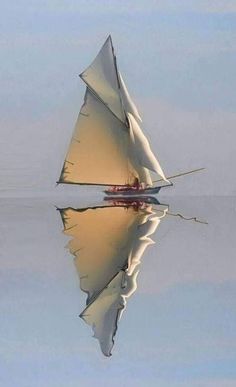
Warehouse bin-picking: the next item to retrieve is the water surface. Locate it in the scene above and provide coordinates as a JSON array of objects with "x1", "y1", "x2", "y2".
[{"x1": 0, "y1": 195, "x2": 235, "y2": 386}]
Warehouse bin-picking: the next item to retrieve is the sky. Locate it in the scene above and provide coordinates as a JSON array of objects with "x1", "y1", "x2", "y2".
[{"x1": 0, "y1": 0, "x2": 236, "y2": 195}]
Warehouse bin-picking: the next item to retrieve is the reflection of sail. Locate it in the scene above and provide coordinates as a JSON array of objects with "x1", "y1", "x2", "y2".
[
  {"x1": 60, "y1": 205, "x2": 152, "y2": 304},
  {"x1": 80, "y1": 270, "x2": 138, "y2": 357},
  {"x1": 58, "y1": 35, "x2": 169, "y2": 187},
  {"x1": 59, "y1": 202, "x2": 168, "y2": 356}
]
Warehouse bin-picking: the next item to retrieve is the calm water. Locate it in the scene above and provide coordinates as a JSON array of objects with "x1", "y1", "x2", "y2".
[{"x1": 0, "y1": 195, "x2": 235, "y2": 387}]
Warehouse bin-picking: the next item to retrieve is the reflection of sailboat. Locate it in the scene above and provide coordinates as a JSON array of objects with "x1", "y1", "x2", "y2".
[
  {"x1": 57, "y1": 35, "x2": 172, "y2": 195},
  {"x1": 59, "y1": 201, "x2": 168, "y2": 356}
]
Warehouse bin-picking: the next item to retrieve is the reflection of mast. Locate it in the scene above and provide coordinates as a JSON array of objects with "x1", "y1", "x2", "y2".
[{"x1": 59, "y1": 202, "x2": 168, "y2": 356}]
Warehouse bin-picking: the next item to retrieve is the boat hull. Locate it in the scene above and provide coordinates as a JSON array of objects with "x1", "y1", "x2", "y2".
[{"x1": 104, "y1": 186, "x2": 162, "y2": 196}]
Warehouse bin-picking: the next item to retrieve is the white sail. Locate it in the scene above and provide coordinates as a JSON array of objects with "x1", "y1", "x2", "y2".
[
  {"x1": 128, "y1": 112, "x2": 169, "y2": 182},
  {"x1": 118, "y1": 71, "x2": 142, "y2": 122},
  {"x1": 128, "y1": 124, "x2": 153, "y2": 186},
  {"x1": 138, "y1": 166, "x2": 153, "y2": 186},
  {"x1": 80, "y1": 35, "x2": 125, "y2": 123},
  {"x1": 59, "y1": 88, "x2": 139, "y2": 186},
  {"x1": 58, "y1": 36, "x2": 169, "y2": 187}
]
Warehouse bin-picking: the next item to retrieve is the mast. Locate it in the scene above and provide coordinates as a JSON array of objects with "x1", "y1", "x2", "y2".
[{"x1": 58, "y1": 36, "x2": 168, "y2": 187}]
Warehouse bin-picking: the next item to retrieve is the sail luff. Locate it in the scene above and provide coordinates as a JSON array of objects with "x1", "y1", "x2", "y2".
[
  {"x1": 109, "y1": 38, "x2": 130, "y2": 126},
  {"x1": 109, "y1": 35, "x2": 121, "y2": 89}
]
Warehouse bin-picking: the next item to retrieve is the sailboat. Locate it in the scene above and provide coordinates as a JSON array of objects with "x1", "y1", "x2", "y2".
[
  {"x1": 57, "y1": 35, "x2": 173, "y2": 196},
  {"x1": 58, "y1": 200, "x2": 168, "y2": 356}
]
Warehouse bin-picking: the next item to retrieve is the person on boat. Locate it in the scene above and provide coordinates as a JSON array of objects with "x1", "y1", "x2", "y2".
[
  {"x1": 108, "y1": 178, "x2": 146, "y2": 193},
  {"x1": 133, "y1": 178, "x2": 147, "y2": 191},
  {"x1": 133, "y1": 177, "x2": 140, "y2": 190}
]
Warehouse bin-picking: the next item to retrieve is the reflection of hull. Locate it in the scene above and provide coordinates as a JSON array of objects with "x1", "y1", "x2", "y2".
[
  {"x1": 104, "y1": 186, "x2": 162, "y2": 196},
  {"x1": 103, "y1": 196, "x2": 160, "y2": 206}
]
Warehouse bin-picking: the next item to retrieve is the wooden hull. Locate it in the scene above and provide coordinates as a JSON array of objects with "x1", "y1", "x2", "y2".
[{"x1": 104, "y1": 186, "x2": 162, "y2": 196}]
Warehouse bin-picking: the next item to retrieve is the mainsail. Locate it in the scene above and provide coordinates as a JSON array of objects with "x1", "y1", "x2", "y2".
[
  {"x1": 59, "y1": 202, "x2": 168, "y2": 356},
  {"x1": 58, "y1": 35, "x2": 168, "y2": 187}
]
